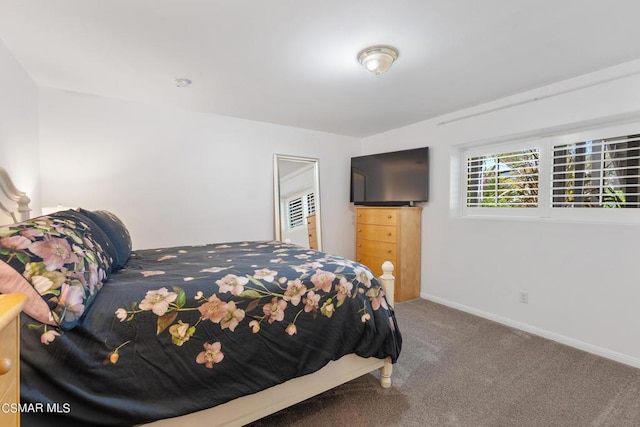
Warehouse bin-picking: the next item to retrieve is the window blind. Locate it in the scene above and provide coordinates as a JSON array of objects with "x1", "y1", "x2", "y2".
[
  {"x1": 286, "y1": 191, "x2": 316, "y2": 230},
  {"x1": 286, "y1": 197, "x2": 304, "y2": 229},
  {"x1": 306, "y1": 193, "x2": 316, "y2": 216},
  {"x1": 466, "y1": 148, "x2": 540, "y2": 208},
  {"x1": 552, "y1": 135, "x2": 640, "y2": 208}
]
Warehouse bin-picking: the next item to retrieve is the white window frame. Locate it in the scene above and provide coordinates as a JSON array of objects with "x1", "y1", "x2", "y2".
[
  {"x1": 548, "y1": 122, "x2": 640, "y2": 223},
  {"x1": 462, "y1": 139, "x2": 547, "y2": 218},
  {"x1": 461, "y1": 121, "x2": 640, "y2": 223}
]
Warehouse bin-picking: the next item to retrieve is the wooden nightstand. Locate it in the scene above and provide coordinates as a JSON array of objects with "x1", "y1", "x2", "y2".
[{"x1": 0, "y1": 294, "x2": 27, "y2": 427}]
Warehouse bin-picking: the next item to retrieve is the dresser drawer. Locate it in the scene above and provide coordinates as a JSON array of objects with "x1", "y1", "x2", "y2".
[
  {"x1": 356, "y1": 224, "x2": 396, "y2": 243},
  {"x1": 356, "y1": 208, "x2": 398, "y2": 226},
  {"x1": 306, "y1": 215, "x2": 316, "y2": 228},
  {"x1": 308, "y1": 232, "x2": 318, "y2": 250},
  {"x1": 307, "y1": 227, "x2": 317, "y2": 241},
  {"x1": 356, "y1": 239, "x2": 397, "y2": 259},
  {"x1": 0, "y1": 294, "x2": 27, "y2": 427},
  {"x1": 355, "y1": 253, "x2": 395, "y2": 278},
  {"x1": 307, "y1": 215, "x2": 318, "y2": 249},
  {"x1": 0, "y1": 316, "x2": 18, "y2": 407}
]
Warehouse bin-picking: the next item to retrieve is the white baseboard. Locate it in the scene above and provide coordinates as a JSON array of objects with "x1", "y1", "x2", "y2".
[{"x1": 421, "y1": 293, "x2": 640, "y2": 370}]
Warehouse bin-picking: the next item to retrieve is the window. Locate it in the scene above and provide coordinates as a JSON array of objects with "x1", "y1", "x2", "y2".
[
  {"x1": 306, "y1": 192, "x2": 316, "y2": 216},
  {"x1": 461, "y1": 122, "x2": 640, "y2": 221},
  {"x1": 286, "y1": 197, "x2": 304, "y2": 229},
  {"x1": 551, "y1": 135, "x2": 640, "y2": 208},
  {"x1": 466, "y1": 148, "x2": 539, "y2": 208},
  {"x1": 285, "y1": 192, "x2": 316, "y2": 230}
]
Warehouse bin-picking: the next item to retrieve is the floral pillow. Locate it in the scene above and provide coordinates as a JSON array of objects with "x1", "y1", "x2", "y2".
[
  {"x1": 78, "y1": 209, "x2": 132, "y2": 269},
  {"x1": 0, "y1": 211, "x2": 113, "y2": 329}
]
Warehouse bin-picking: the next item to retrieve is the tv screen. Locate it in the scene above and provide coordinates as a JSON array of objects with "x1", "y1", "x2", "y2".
[{"x1": 350, "y1": 147, "x2": 429, "y2": 206}]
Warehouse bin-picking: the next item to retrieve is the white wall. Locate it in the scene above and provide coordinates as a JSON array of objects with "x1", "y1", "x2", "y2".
[
  {"x1": 37, "y1": 88, "x2": 360, "y2": 256},
  {"x1": 362, "y1": 59, "x2": 640, "y2": 367},
  {"x1": 0, "y1": 40, "x2": 40, "y2": 215}
]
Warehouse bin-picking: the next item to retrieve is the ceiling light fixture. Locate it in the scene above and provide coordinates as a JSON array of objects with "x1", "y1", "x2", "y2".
[
  {"x1": 174, "y1": 78, "x2": 192, "y2": 88},
  {"x1": 357, "y1": 45, "x2": 399, "y2": 76}
]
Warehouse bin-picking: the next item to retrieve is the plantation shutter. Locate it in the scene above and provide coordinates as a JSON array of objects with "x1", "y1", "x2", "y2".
[
  {"x1": 552, "y1": 135, "x2": 640, "y2": 208},
  {"x1": 286, "y1": 197, "x2": 304, "y2": 229},
  {"x1": 286, "y1": 191, "x2": 316, "y2": 230},
  {"x1": 306, "y1": 193, "x2": 316, "y2": 216},
  {"x1": 466, "y1": 148, "x2": 540, "y2": 208}
]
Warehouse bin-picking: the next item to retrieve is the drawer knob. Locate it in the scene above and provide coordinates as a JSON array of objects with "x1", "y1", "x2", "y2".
[
  {"x1": 357, "y1": 229, "x2": 361, "y2": 232},
  {"x1": 0, "y1": 358, "x2": 12, "y2": 376},
  {"x1": 387, "y1": 249, "x2": 392, "y2": 253},
  {"x1": 387, "y1": 232, "x2": 392, "y2": 236},
  {"x1": 387, "y1": 215, "x2": 392, "y2": 219}
]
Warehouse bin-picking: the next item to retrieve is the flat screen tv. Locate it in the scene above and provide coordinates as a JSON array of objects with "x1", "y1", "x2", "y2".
[{"x1": 350, "y1": 147, "x2": 429, "y2": 206}]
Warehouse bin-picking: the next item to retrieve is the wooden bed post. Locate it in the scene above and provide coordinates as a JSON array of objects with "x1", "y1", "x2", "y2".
[
  {"x1": 379, "y1": 261, "x2": 395, "y2": 308},
  {"x1": 378, "y1": 261, "x2": 394, "y2": 388},
  {"x1": 0, "y1": 167, "x2": 31, "y2": 223},
  {"x1": 17, "y1": 194, "x2": 31, "y2": 221}
]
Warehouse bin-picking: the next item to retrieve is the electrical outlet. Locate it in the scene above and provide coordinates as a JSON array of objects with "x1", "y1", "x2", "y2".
[{"x1": 519, "y1": 291, "x2": 529, "y2": 304}]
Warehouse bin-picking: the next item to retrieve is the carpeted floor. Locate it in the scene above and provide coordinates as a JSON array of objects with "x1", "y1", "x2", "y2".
[{"x1": 247, "y1": 299, "x2": 640, "y2": 427}]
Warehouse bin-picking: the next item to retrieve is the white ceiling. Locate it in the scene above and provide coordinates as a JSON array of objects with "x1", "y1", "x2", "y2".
[{"x1": 2, "y1": 0, "x2": 640, "y2": 137}]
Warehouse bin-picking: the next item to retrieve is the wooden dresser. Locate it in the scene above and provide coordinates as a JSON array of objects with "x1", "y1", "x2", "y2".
[
  {"x1": 306, "y1": 214, "x2": 318, "y2": 250},
  {"x1": 0, "y1": 293, "x2": 27, "y2": 427},
  {"x1": 355, "y1": 206, "x2": 422, "y2": 302}
]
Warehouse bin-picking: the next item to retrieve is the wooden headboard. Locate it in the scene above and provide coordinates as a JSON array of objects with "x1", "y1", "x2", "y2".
[{"x1": 0, "y1": 167, "x2": 31, "y2": 224}]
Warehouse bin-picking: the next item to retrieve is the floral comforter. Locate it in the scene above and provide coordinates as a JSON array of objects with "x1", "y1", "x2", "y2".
[{"x1": 20, "y1": 240, "x2": 402, "y2": 427}]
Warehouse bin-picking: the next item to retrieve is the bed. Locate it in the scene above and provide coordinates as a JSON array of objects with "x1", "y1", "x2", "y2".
[{"x1": 0, "y1": 168, "x2": 402, "y2": 427}]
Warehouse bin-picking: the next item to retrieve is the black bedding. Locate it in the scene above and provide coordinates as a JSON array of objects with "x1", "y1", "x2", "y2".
[{"x1": 18, "y1": 240, "x2": 402, "y2": 426}]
